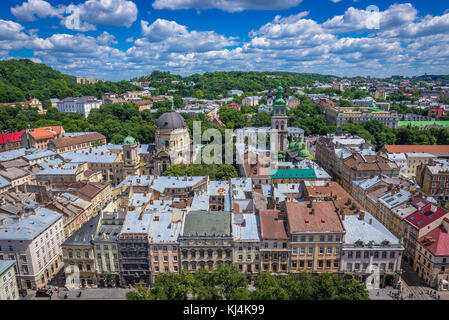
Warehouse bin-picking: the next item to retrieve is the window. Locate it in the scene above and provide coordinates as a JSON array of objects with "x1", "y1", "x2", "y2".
[
  {"x1": 348, "y1": 251, "x2": 353, "y2": 259},
  {"x1": 364, "y1": 251, "x2": 369, "y2": 259},
  {"x1": 300, "y1": 247, "x2": 305, "y2": 255},
  {"x1": 308, "y1": 247, "x2": 313, "y2": 255},
  {"x1": 300, "y1": 236, "x2": 306, "y2": 242},
  {"x1": 76, "y1": 250, "x2": 81, "y2": 258},
  {"x1": 320, "y1": 236, "x2": 325, "y2": 242},
  {"x1": 390, "y1": 252, "x2": 396, "y2": 259},
  {"x1": 264, "y1": 242, "x2": 269, "y2": 249},
  {"x1": 328, "y1": 235, "x2": 333, "y2": 242},
  {"x1": 293, "y1": 248, "x2": 298, "y2": 255},
  {"x1": 356, "y1": 251, "x2": 361, "y2": 258},
  {"x1": 327, "y1": 247, "x2": 332, "y2": 254},
  {"x1": 293, "y1": 236, "x2": 298, "y2": 242},
  {"x1": 172, "y1": 246, "x2": 177, "y2": 252},
  {"x1": 381, "y1": 251, "x2": 387, "y2": 259},
  {"x1": 163, "y1": 256, "x2": 168, "y2": 262},
  {"x1": 308, "y1": 236, "x2": 314, "y2": 242},
  {"x1": 319, "y1": 247, "x2": 324, "y2": 255},
  {"x1": 336, "y1": 236, "x2": 341, "y2": 242},
  {"x1": 273, "y1": 242, "x2": 278, "y2": 249},
  {"x1": 84, "y1": 251, "x2": 89, "y2": 259},
  {"x1": 347, "y1": 263, "x2": 353, "y2": 271},
  {"x1": 163, "y1": 246, "x2": 167, "y2": 252}
]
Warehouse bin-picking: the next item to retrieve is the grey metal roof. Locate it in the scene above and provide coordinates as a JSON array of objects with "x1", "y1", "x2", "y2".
[
  {"x1": 182, "y1": 211, "x2": 231, "y2": 237},
  {"x1": 62, "y1": 215, "x2": 100, "y2": 247},
  {"x1": 156, "y1": 111, "x2": 187, "y2": 130},
  {"x1": 343, "y1": 212, "x2": 402, "y2": 247},
  {"x1": 0, "y1": 260, "x2": 15, "y2": 275},
  {"x1": 149, "y1": 211, "x2": 182, "y2": 244},
  {"x1": 232, "y1": 213, "x2": 260, "y2": 242},
  {"x1": 0, "y1": 207, "x2": 62, "y2": 241}
]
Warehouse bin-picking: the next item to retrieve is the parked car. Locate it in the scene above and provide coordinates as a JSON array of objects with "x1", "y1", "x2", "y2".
[{"x1": 35, "y1": 289, "x2": 52, "y2": 298}]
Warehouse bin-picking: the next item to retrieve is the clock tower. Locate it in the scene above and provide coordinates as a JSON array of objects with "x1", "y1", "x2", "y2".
[{"x1": 271, "y1": 82, "x2": 288, "y2": 154}]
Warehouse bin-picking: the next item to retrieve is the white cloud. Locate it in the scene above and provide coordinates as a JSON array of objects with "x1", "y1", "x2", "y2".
[
  {"x1": 141, "y1": 19, "x2": 187, "y2": 42},
  {"x1": 11, "y1": 0, "x2": 65, "y2": 22},
  {"x1": 323, "y1": 3, "x2": 418, "y2": 34},
  {"x1": 152, "y1": 0, "x2": 303, "y2": 13}
]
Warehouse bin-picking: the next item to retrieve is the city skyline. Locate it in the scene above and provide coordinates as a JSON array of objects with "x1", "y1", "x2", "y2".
[{"x1": 0, "y1": 0, "x2": 449, "y2": 81}]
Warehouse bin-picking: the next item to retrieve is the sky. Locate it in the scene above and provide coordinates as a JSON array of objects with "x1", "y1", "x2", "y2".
[{"x1": 1, "y1": 0, "x2": 449, "y2": 81}]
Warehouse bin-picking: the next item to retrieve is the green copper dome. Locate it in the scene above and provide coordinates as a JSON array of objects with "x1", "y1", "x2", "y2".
[
  {"x1": 299, "y1": 149, "x2": 311, "y2": 158},
  {"x1": 123, "y1": 135, "x2": 136, "y2": 145},
  {"x1": 273, "y1": 81, "x2": 286, "y2": 107}
]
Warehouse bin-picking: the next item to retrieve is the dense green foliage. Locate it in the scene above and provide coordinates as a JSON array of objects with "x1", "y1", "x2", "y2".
[
  {"x1": 288, "y1": 96, "x2": 336, "y2": 136},
  {"x1": 0, "y1": 59, "x2": 140, "y2": 103},
  {"x1": 164, "y1": 164, "x2": 239, "y2": 180},
  {"x1": 125, "y1": 265, "x2": 370, "y2": 300},
  {"x1": 0, "y1": 103, "x2": 156, "y2": 144},
  {"x1": 133, "y1": 71, "x2": 337, "y2": 100}
]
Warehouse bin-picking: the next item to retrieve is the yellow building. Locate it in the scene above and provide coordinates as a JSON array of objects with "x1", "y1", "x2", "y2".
[
  {"x1": 62, "y1": 216, "x2": 100, "y2": 288},
  {"x1": 405, "y1": 153, "x2": 436, "y2": 178}
]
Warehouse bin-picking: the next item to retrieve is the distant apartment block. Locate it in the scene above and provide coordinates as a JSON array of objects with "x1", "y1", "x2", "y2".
[
  {"x1": 69, "y1": 77, "x2": 103, "y2": 85},
  {"x1": 57, "y1": 97, "x2": 102, "y2": 118}
]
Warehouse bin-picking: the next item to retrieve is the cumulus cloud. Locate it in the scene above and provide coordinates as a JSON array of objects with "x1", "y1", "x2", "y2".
[
  {"x1": 152, "y1": 0, "x2": 303, "y2": 13},
  {"x1": 323, "y1": 3, "x2": 418, "y2": 34},
  {"x1": 4, "y1": 2, "x2": 449, "y2": 80},
  {"x1": 11, "y1": 0, "x2": 65, "y2": 22},
  {"x1": 61, "y1": 0, "x2": 138, "y2": 31}
]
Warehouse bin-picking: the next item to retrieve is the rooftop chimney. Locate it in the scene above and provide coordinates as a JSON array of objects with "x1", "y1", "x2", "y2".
[
  {"x1": 369, "y1": 218, "x2": 372, "y2": 225},
  {"x1": 359, "y1": 211, "x2": 365, "y2": 221}
]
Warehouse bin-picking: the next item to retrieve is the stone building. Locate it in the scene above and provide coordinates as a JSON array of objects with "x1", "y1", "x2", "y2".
[
  {"x1": 180, "y1": 211, "x2": 233, "y2": 272},
  {"x1": 0, "y1": 207, "x2": 64, "y2": 290},
  {"x1": 118, "y1": 209, "x2": 152, "y2": 286},
  {"x1": 62, "y1": 215, "x2": 99, "y2": 288},
  {"x1": 259, "y1": 209, "x2": 290, "y2": 274}
]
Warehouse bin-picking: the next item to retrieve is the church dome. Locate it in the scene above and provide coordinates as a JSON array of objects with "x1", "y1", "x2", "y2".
[
  {"x1": 299, "y1": 149, "x2": 311, "y2": 158},
  {"x1": 123, "y1": 135, "x2": 136, "y2": 145},
  {"x1": 156, "y1": 111, "x2": 187, "y2": 130}
]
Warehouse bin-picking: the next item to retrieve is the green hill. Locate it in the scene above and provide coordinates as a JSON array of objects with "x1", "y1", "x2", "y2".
[
  {"x1": 0, "y1": 59, "x2": 139, "y2": 103},
  {"x1": 132, "y1": 70, "x2": 338, "y2": 99}
]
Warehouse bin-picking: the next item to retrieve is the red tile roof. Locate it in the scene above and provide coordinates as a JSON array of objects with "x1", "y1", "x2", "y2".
[
  {"x1": 78, "y1": 181, "x2": 109, "y2": 199},
  {"x1": 419, "y1": 225, "x2": 449, "y2": 256},
  {"x1": 286, "y1": 201, "x2": 345, "y2": 233},
  {"x1": 28, "y1": 126, "x2": 62, "y2": 141},
  {"x1": 51, "y1": 133, "x2": 106, "y2": 148},
  {"x1": 405, "y1": 203, "x2": 449, "y2": 230},
  {"x1": 259, "y1": 210, "x2": 289, "y2": 240},
  {"x1": 0, "y1": 131, "x2": 24, "y2": 145},
  {"x1": 383, "y1": 145, "x2": 449, "y2": 154}
]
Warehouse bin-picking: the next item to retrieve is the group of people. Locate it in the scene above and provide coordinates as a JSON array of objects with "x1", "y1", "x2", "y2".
[{"x1": 427, "y1": 290, "x2": 441, "y2": 300}]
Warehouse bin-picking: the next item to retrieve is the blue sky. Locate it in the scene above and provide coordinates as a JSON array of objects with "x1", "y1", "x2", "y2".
[{"x1": 1, "y1": 0, "x2": 449, "y2": 81}]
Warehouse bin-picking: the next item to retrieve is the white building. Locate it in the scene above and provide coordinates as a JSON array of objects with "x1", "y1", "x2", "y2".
[
  {"x1": 242, "y1": 96, "x2": 263, "y2": 107},
  {"x1": 0, "y1": 207, "x2": 65, "y2": 290},
  {"x1": 340, "y1": 211, "x2": 404, "y2": 289},
  {"x1": 57, "y1": 97, "x2": 102, "y2": 118}
]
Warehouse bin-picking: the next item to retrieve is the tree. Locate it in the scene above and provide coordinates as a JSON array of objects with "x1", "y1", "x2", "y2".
[
  {"x1": 211, "y1": 264, "x2": 249, "y2": 300},
  {"x1": 251, "y1": 271, "x2": 290, "y2": 300},
  {"x1": 251, "y1": 112, "x2": 271, "y2": 127}
]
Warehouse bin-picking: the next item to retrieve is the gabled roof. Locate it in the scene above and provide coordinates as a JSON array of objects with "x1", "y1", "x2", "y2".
[
  {"x1": 259, "y1": 210, "x2": 289, "y2": 240},
  {"x1": 383, "y1": 145, "x2": 449, "y2": 154},
  {"x1": 406, "y1": 203, "x2": 448, "y2": 229},
  {"x1": 419, "y1": 225, "x2": 449, "y2": 256},
  {"x1": 51, "y1": 132, "x2": 106, "y2": 148},
  {"x1": 28, "y1": 126, "x2": 62, "y2": 141},
  {"x1": 0, "y1": 131, "x2": 24, "y2": 145}
]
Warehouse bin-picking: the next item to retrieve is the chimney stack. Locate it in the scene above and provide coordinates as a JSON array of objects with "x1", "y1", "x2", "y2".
[
  {"x1": 369, "y1": 218, "x2": 372, "y2": 225},
  {"x1": 359, "y1": 211, "x2": 365, "y2": 221}
]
